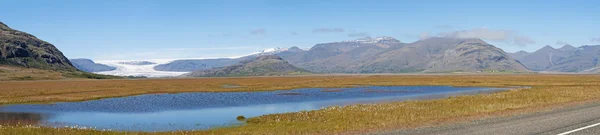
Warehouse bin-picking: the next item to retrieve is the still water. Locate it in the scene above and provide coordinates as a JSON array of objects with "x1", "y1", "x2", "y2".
[{"x1": 0, "y1": 86, "x2": 507, "y2": 131}]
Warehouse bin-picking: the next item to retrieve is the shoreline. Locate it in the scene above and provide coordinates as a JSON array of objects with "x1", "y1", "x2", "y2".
[{"x1": 1, "y1": 75, "x2": 600, "y2": 134}]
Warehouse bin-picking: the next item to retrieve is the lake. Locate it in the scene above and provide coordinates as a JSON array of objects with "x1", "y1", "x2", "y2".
[{"x1": 0, "y1": 86, "x2": 508, "y2": 132}]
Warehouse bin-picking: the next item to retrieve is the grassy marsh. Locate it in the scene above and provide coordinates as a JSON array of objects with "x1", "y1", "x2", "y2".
[{"x1": 2, "y1": 74, "x2": 600, "y2": 134}]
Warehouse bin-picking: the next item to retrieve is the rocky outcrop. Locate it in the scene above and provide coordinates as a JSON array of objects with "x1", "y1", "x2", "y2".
[{"x1": 0, "y1": 21, "x2": 76, "y2": 71}]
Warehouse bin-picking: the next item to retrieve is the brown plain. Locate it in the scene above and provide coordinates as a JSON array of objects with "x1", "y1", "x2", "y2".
[{"x1": 1, "y1": 74, "x2": 600, "y2": 135}]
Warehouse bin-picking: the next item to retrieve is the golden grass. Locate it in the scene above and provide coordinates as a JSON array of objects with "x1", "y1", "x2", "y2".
[
  {"x1": 0, "y1": 65, "x2": 121, "y2": 81},
  {"x1": 0, "y1": 66, "x2": 63, "y2": 81},
  {"x1": 2, "y1": 74, "x2": 600, "y2": 134}
]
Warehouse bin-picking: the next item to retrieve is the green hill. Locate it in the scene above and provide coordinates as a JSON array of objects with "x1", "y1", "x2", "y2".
[{"x1": 184, "y1": 55, "x2": 311, "y2": 77}]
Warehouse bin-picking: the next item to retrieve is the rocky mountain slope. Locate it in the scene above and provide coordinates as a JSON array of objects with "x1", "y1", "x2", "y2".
[
  {"x1": 511, "y1": 45, "x2": 600, "y2": 72},
  {"x1": 183, "y1": 55, "x2": 310, "y2": 77},
  {"x1": 278, "y1": 37, "x2": 405, "y2": 73},
  {"x1": 423, "y1": 38, "x2": 529, "y2": 72},
  {"x1": 0, "y1": 21, "x2": 76, "y2": 71},
  {"x1": 70, "y1": 58, "x2": 116, "y2": 72},
  {"x1": 280, "y1": 37, "x2": 529, "y2": 73},
  {"x1": 509, "y1": 51, "x2": 530, "y2": 61}
]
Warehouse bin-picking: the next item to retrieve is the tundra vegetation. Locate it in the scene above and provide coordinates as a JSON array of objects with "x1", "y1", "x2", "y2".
[{"x1": 1, "y1": 74, "x2": 600, "y2": 134}]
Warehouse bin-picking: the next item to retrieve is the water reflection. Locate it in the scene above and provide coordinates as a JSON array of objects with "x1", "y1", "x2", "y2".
[{"x1": 0, "y1": 112, "x2": 48, "y2": 126}]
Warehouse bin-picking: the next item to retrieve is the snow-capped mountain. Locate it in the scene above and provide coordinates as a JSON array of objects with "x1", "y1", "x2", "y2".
[{"x1": 248, "y1": 47, "x2": 291, "y2": 56}]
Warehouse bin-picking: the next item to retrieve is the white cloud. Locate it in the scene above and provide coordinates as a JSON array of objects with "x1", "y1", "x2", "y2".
[
  {"x1": 442, "y1": 28, "x2": 510, "y2": 41},
  {"x1": 440, "y1": 28, "x2": 535, "y2": 46},
  {"x1": 348, "y1": 32, "x2": 369, "y2": 37},
  {"x1": 419, "y1": 32, "x2": 431, "y2": 40},
  {"x1": 513, "y1": 36, "x2": 536, "y2": 46},
  {"x1": 592, "y1": 37, "x2": 600, "y2": 43},
  {"x1": 250, "y1": 28, "x2": 266, "y2": 35},
  {"x1": 555, "y1": 40, "x2": 570, "y2": 46},
  {"x1": 313, "y1": 28, "x2": 345, "y2": 33}
]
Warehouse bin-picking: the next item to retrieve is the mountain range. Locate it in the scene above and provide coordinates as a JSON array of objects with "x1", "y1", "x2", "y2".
[
  {"x1": 166, "y1": 37, "x2": 528, "y2": 74},
  {"x1": 278, "y1": 37, "x2": 528, "y2": 73},
  {"x1": 69, "y1": 39, "x2": 600, "y2": 77},
  {"x1": 509, "y1": 45, "x2": 600, "y2": 72},
  {"x1": 73, "y1": 36, "x2": 533, "y2": 77}
]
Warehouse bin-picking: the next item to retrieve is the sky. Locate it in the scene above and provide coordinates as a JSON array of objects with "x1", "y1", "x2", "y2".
[{"x1": 1, "y1": 0, "x2": 599, "y2": 60}]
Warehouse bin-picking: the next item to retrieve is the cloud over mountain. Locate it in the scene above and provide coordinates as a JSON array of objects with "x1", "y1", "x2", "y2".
[
  {"x1": 348, "y1": 32, "x2": 369, "y2": 37},
  {"x1": 592, "y1": 37, "x2": 600, "y2": 43},
  {"x1": 440, "y1": 28, "x2": 535, "y2": 46},
  {"x1": 556, "y1": 40, "x2": 570, "y2": 46},
  {"x1": 513, "y1": 36, "x2": 536, "y2": 46},
  {"x1": 419, "y1": 32, "x2": 431, "y2": 40}
]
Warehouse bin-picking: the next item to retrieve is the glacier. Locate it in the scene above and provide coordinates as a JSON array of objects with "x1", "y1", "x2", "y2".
[{"x1": 92, "y1": 47, "x2": 291, "y2": 78}]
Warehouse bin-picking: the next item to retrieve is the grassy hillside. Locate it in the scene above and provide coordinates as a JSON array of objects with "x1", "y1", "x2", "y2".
[
  {"x1": 0, "y1": 65, "x2": 121, "y2": 81},
  {"x1": 185, "y1": 55, "x2": 311, "y2": 77}
]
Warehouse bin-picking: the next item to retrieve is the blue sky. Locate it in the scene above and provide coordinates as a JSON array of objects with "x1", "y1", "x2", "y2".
[{"x1": 1, "y1": 0, "x2": 599, "y2": 60}]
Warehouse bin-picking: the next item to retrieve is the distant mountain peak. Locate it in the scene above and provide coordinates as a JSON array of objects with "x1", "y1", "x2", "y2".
[
  {"x1": 508, "y1": 50, "x2": 531, "y2": 61},
  {"x1": 558, "y1": 44, "x2": 576, "y2": 51},
  {"x1": 457, "y1": 38, "x2": 487, "y2": 44},
  {"x1": 344, "y1": 36, "x2": 400, "y2": 44},
  {"x1": 542, "y1": 45, "x2": 555, "y2": 49},
  {"x1": 516, "y1": 50, "x2": 529, "y2": 53},
  {"x1": 536, "y1": 45, "x2": 556, "y2": 53},
  {"x1": 184, "y1": 55, "x2": 309, "y2": 77},
  {"x1": 287, "y1": 46, "x2": 305, "y2": 52},
  {"x1": 421, "y1": 37, "x2": 529, "y2": 72},
  {"x1": 517, "y1": 44, "x2": 600, "y2": 72}
]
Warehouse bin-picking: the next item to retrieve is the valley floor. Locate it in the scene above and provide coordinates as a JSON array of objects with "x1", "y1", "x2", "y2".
[
  {"x1": 0, "y1": 65, "x2": 121, "y2": 81},
  {"x1": 1, "y1": 75, "x2": 600, "y2": 134},
  {"x1": 0, "y1": 66, "x2": 63, "y2": 81}
]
